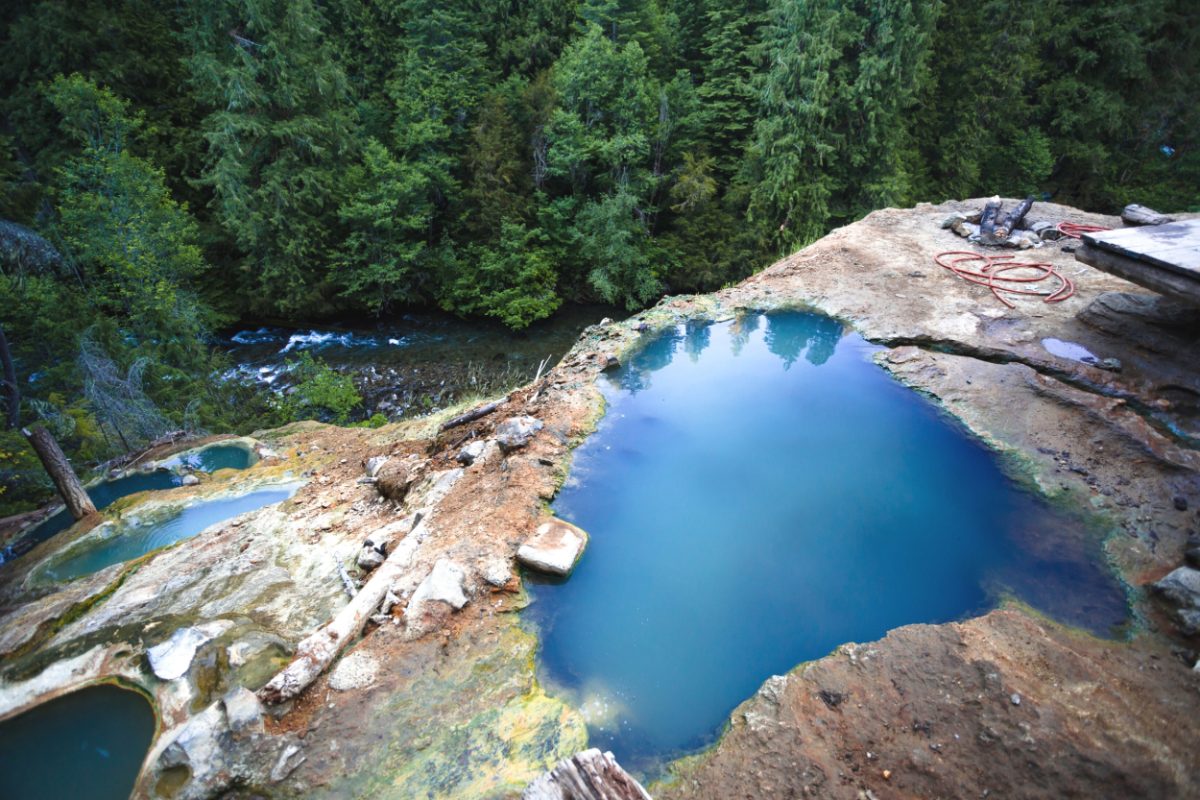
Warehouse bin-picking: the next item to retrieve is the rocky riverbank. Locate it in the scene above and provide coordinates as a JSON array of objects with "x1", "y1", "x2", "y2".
[{"x1": 0, "y1": 199, "x2": 1197, "y2": 799}]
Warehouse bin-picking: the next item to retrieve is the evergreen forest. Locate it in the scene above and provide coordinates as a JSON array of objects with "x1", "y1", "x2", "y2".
[{"x1": 1, "y1": 0, "x2": 1197, "y2": 514}]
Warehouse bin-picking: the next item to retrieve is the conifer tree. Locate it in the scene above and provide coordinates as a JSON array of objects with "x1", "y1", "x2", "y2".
[
  {"x1": 182, "y1": 0, "x2": 356, "y2": 316},
  {"x1": 747, "y1": 0, "x2": 938, "y2": 251}
]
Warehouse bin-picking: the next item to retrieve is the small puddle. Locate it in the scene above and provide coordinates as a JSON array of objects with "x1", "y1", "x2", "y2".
[
  {"x1": 3, "y1": 443, "x2": 256, "y2": 565},
  {"x1": 0, "y1": 684, "x2": 156, "y2": 800},
  {"x1": 526, "y1": 312, "x2": 1128, "y2": 772},
  {"x1": 1041, "y1": 337, "x2": 1100, "y2": 364},
  {"x1": 39, "y1": 482, "x2": 301, "y2": 583}
]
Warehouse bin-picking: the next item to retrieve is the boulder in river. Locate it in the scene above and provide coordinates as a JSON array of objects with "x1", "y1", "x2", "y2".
[
  {"x1": 518, "y1": 519, "x2": 589, "y2": 576},
  {"x1": 495, "y1": 416, "x2": 544, "y2": 452}
]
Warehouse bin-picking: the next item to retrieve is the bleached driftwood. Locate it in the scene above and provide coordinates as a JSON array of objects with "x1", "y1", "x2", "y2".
[
  {"x1": 259, "y1": 519, "x2": 423, "y2": 704},
  {"x1": 524, "y1": 749, "x2": 652, "y2": 800},
  {"x1": 336, "y1": 561, "x2": 358, "y2": 598}
]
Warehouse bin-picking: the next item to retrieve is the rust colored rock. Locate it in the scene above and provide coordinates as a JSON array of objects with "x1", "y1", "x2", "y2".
[
  {"x1": 375, "y1": 459, "x2": 416, "y2": 503},
  {"x1": 659, "y1": 611, "x2": 1200, "y2": 800}
]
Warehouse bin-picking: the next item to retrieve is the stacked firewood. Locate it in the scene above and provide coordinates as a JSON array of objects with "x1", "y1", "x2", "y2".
[{"x1": 940, "y1": 196, "x2": 1060, "y2": 249}]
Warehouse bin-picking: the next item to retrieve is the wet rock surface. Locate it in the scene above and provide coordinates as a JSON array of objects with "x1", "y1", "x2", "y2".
[{"x1": 0, "y1": 199, "x2": 1196, "y2": 799}]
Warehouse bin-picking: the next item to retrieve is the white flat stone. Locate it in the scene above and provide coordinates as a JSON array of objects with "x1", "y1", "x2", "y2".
[
  {"x1": 329, "y1": 651, "x2": 379, "y2": 691},
  {"x1": 409, "y1": 558, "x2": 469, "y2": 612},
  {"x1": 517, "y1": 519, "x2": 589, "y2": 576},
  {"x1": 223, "y1": 686, "x2": 264, "y2": 735},
  {"x1": 148, "y1": 621, "x2": 234, "y2": 681}
]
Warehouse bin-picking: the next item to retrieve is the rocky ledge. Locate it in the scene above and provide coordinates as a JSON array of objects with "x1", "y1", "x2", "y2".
[{"x1": 0, "y1": 199, "x2": 1197, "y2": 799}]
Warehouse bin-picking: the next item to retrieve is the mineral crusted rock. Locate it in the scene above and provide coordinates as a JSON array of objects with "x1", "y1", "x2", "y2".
[
  {"x1": 495, "y1": 416, "x2": 544, "y2": 452},
  {"x1": 148, "y1": 621, "x2": 234, "y2": 680},
  {"x1": 408, "y1": 559, "x2": 469, "y2": 613},
  {"x1": 357, "y1": 522, "x2": 402, "y2": 570},
  {"x1": 357, "y1": 545, "x2": 386, "y2": 571},
  {"x1": 481, "y1": 557, "x2": 513, "y2": 587},
  {"x1": 329, "y1": 651, "x2": 379, "y2": 691},
  {"x1": 365, "y1": 455, "x2": 390, "y2": 478},
  {"x1": 517, "y1": 519, "x2": 588, "y2": 576},
  {"x1": 457, "y1": 440, "x2": 487, "y2": 465},
  {"x1": 1151, "y1": 566, "x2": 1200, "y2": 635},
  {"x1": 223, "y1": 686, "x2": 265, "y2": 736}
]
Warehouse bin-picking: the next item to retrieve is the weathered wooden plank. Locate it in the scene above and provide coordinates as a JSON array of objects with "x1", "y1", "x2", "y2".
[
  {"x1": 1142, "y1": 244, "x2": 1200, "y2": 272},
  {"x1": 1084, "y1": 220, "x2": 1200, "y2": 279},
  {"x1": 1075, "y1": 243, "x2": 1200, "y2": 307},
  {"x1": 524, "y1": 749, "x2": 652, "y2": 800}
]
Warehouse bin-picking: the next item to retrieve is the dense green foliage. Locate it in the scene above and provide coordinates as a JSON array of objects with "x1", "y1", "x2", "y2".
[
  {"x1": 276, "y1": 352, "x2": 363, "y2": 424},
  {"x1": 0, "y1": 0, "x2": 1197, "y2": 512}
]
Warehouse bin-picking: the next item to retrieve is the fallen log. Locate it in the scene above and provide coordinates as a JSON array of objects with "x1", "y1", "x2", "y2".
[
  {"x1": 23, "y1": 425, "x2": 96, "y2": 520},
  {"x1": 996, "y1": 196, "x2": 1034, "y2": 239},
  {"x1": 439, "y1": 396, "x2": 508, "y2": 432},
  {"x1": 524, "y1": 749, "x2": 652, "y2": 800},
  {"x1": 978, "y1": 196, "x2": 1003, "y2": 242},
  {"x1": 258, "y1": 517, "x2": 423, "y2": 703},
  {"x1": 1121, "y1": 204, "x2": 1175, "y2": 227}
]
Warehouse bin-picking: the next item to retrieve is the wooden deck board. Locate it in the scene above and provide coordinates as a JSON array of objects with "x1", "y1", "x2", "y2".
[
  {"x1": 1075, "y1": 243, "x2": 1200, "y2": 307},
  {"x1": 1083, "y1": 220, "x2": 1200, "y2": 279}
]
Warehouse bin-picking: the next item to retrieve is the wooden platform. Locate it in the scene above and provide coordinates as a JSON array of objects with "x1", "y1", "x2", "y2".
[{"x1": 1076, "y1": 219, "x2": 1200, "y2": 306}]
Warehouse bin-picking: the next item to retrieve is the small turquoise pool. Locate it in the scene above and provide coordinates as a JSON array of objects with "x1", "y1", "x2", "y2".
[
  {"x1": 526, "y1": 312, "x2": 1128, "y2": 771},
  {"x1": 0, "y1": 684, "x2": 156, "y2": 800},
  {"x1": 3, "y1": 443, "x2": 256, "y2": 564},
  {"x1": 160, "y1": 442, "x2": 256, "y2": 473},
  {"x1": 41, "y1": 483, "x2": 301, "y2": 582}
]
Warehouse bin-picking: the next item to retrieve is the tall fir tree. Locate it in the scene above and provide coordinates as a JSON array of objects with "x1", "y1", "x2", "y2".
[
  {"x1": 747, "y1": 0, "x2": 939, "y2": 251},
  {"x1": 182, "y1": 0, "x2": 356, "y2": 316}
]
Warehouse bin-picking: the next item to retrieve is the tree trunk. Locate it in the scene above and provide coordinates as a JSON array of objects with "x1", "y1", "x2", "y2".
[
  {"x1": 978, "y1": 196, "x2": 1003, "y2": 243},
  {"x1": 0, "y1": 323, "x2": 18, "y2": 429},
  {"x1": 23, "y1": 425, "x2": 96, "y2": 519},
  {"x1": 439, "y1": 396, "x2": 508, "y2": 432},
  {"x1": 996, "y1": 196, "x2": 1034, "y2": 238},
  {"x1": 258, "y1": 515, "x2": 423, "y2": 704}
]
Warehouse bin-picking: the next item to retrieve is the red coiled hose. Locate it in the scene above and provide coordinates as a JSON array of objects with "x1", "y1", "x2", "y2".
[
  {"x1": 1056, "y1": 222, "x2": 1109, "y2": 239},
  {"x1": 933, "y1": 250, "x2": 1075, "y2": 309}
]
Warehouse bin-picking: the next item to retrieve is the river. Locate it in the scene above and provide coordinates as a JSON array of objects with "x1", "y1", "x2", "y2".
[{"x1": 219, "y1": 306, "x2": 617, "y2": 419}]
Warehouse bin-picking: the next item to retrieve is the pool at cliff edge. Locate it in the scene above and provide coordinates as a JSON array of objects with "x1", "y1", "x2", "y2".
[{"x1": 525, "y1": 311, "x2": 1128, "y2": 772}]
